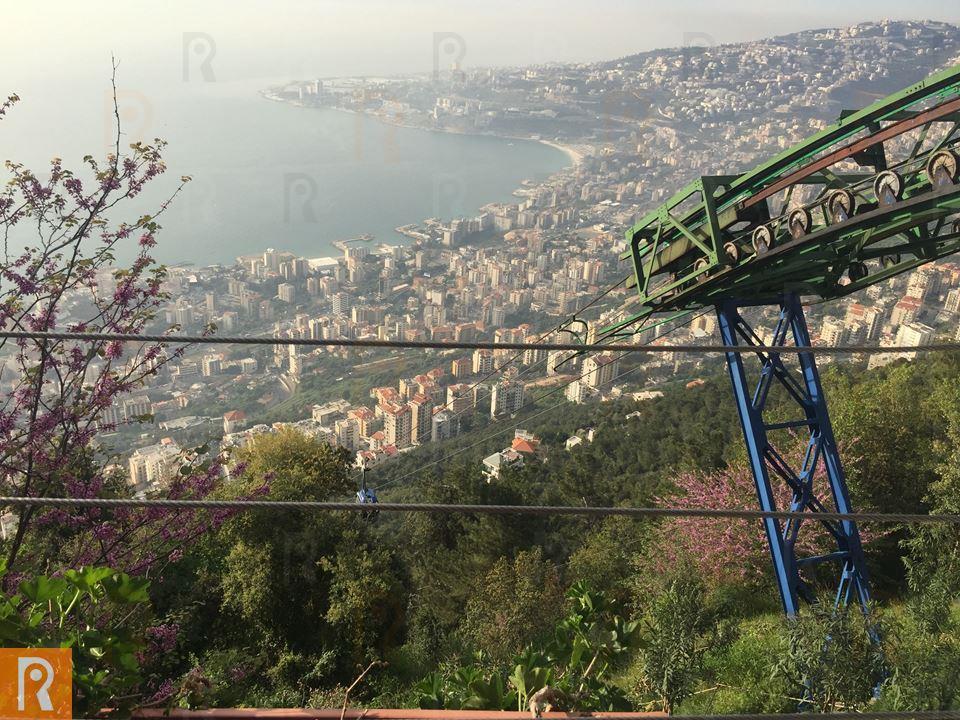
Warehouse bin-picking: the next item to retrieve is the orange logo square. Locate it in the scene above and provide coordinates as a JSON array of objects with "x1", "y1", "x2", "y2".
[{"x1": 0, "y1": 649, "x2": 72, "y2": 719}]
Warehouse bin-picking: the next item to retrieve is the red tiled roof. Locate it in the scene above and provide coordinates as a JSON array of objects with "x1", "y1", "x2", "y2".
[
  {"x1": 381, "y1": 401, "x2": 410, "y2": 416},
  {"x1": 511, "y1": 438, "x2": 539, "y2": 454},
  {"x1": 896, "y1": 296, "x2": 922, "y2": 309}
]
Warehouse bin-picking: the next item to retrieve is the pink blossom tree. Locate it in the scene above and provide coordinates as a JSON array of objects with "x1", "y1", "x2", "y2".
[
  {"x1": 0, "y1": 69, "x2": 240, "y2": 582},
  {"x1": 637, "y1": 445, "x2": 880, "y2": 593}
]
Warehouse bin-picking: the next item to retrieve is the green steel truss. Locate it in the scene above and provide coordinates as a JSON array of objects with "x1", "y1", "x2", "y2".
[{"x1": 601, "y1": 64, "x2": 960, "y2": 339}]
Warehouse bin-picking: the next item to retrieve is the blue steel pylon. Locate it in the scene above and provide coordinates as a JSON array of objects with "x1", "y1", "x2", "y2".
[{"x1": 715, "y1": 293, "x2": 872, "y2": 616}]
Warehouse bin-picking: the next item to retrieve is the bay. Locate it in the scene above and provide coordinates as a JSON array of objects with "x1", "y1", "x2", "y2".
[{"x1": 0, "y1": 78, "x2": 568, "y2": 266}]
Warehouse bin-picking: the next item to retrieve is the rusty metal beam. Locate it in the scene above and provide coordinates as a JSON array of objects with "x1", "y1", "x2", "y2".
[{"x1": 739, "y1": 95, "x2": 960, "y2": 211}]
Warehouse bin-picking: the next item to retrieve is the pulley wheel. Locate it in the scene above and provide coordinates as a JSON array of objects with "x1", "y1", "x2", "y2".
[
  {"x1": 723, "y1": 241, "x2": 741, "y2": 263},
  {"x1": 873, "y1": 170, "x2": 903, "y2": 206},
  {"x1": 788, "y1": 208, "x2": 812, "y2": 239},
  {"x1": 751, "y1": 225, "x2": 774, "y2": 255},
  {"x1": 926, "y1": 149, "x2": 959, "y2": 187},
  {"x1": 847, "y1": 261, "x2": 868, "y2": 283},
  {"x1": 827, "y1": 188, "x2": 856, "y2": 223}
]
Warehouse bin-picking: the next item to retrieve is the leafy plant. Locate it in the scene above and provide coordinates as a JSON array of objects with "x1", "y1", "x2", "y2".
[
  {"x1": 877, "y1": 603, "x2": 960, "y2": 710},
  {"x1": 775, "y1": 602, "x2": 885, "y2": 712},
  {"x1": 417, "y1": 583, "x2": 635, "y2": 712},
  {"x1": 0, "y1": 562, "x2": 150, "y2": 716},
  {"x1": 632, "y1": 573, "x2": 711, "y2": 713}
]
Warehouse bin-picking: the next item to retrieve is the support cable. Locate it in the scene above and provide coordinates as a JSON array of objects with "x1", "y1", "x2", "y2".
[
  {"x1": 3, "y1": 330, "x2": 960, "y2": 355},
  {"x1": 0, "y1": 495, "x2": 957, "y2": 524}
]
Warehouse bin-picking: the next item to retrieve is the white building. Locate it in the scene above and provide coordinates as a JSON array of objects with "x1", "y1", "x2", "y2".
[
  {"x1": 128, "y1": 440, "x2": 182, "y2": 492},
  {"x1": 895, "y1": 322, "x2": 935, "y2": 359},
  {"x1": 490, "y1": 379, "x2": 525, "y2": 418},
  {"x1": 820, "y1": 317, "x2": 847, "y2": 346},
  {"x1": 278, "y1": 283, "x2": 296, "y2": 303},
  {"x1": 335, "y1": 417, "x2": 360, "y2": 453},
  {"x1": 332, "y1": 292, "x2": 352, "y2": 317},
  {"x1": 98, "y1": 395, "x2": 151, "y2": 430},
  {"x1": 312, "y1": 399, "x2": 351, "y2": 424},
  {"x1": 547, "y1": 349, "x2": 577, "y2": 375},
  {"x1": 472, "y1": 349, "x2": 495, "y2": 375},
  {"x1": 482, "y1": 448, "x2": 524, "y2": 480},
  {"x1": 382, "y1": 402, "x2": 412, "y2": 448},
  {"x1": 565, "y1": 379, "x2": 587, "y2": 404},
  {"x1": 946, "y1": 288, "x2": 960, "y2": 314},
  {"x1": 202, "y1": 355, "x2": 222, "y2": 377},
  {"x1": 409, "y1": 394, "x2": 434, "y2": 445},
  {"x1": 431, "y1": 410, "x2": 459, "y2": 442},
  {"x1": 582, "y1": 353, "x2": 620, "y2": 389}
]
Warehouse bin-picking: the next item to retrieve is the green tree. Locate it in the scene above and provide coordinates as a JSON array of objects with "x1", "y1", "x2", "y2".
[
  {"x1": 878, "y1": 605, "x2": 960, "y2": 710},
  {"x1": 323, "y1": 534, "x2": 405, "y2": 665},
  {"x1": 462, "y1": 548, "x2": 564, "y2": 663},
  {"x1": 566, "y1": 517, "x2": 644, "y2": 607},
  {"x1": 163, "y1": 428, "x2": 404, "y2": 705},
  {"x1": 903, "y1": 375, "x2": 960, "y2": 625},
  {"x1": 829, "y1": 362, "x2": 943, "y2": 515}
]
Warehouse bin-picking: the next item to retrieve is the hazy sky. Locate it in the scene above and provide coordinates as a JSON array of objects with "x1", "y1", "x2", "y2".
[{"x1": 8, "y1": 0, "x2": 960, "y2": 86}]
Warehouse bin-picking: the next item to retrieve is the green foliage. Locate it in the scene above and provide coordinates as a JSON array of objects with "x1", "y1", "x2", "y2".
[
  {"x1": 544, "y1": 583, "x2": 637, "y2": 711},
  {"x1": 462, "y1": 548, "x2": 564, "y2": 662},
  {"x1": 828, "y1": 359, "x2": 947, "y2": 514},
  {"x1": 418, "y1": 663, "x2": 520, "y2": 710},
  {"x1": 566, "y1": 517, "x2": 645, "y2": 606},
  {"x1": 697, "y1": 616, "x2": 792, "y2": 714},
  {"x1": 156, "y1": 427, "x2": 401, "y2": 707},
  {"x1": 0, "y1": 563, "x2": 150, "y2": 716},
  {"x1": 877, "y1": 603, "x2": 960, "y2": 710},
  {"x1": 229, "y1": 425, "x2": 353, "y2": 499},
  {"x1": 322, "y1": 541, "x2": 404, "y2": 665},
  {"x1": 775, "y1": 603, "x2": 885, "y2": 712},
  {"x1": 630, "y1": 571, "x2": 713, "y2": 713},
  {"x1": 77, "y1": 355, "x2": 960, "y2": 709},
  {"x1": 901, "y1": 375, "x2": 960, "y2": 630},
  {"x1": 417, "y1": 584, "x2": 635, "y2": 712}
]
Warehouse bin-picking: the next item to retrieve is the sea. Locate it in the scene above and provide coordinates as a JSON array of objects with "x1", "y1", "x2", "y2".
[{"x1": 0, "y1": 77, "x2": 568, "y2": 267}]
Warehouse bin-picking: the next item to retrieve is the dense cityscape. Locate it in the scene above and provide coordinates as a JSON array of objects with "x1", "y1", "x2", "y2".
[{"x1": 16, "y1": 19, "x2": 957, "y2": 498}]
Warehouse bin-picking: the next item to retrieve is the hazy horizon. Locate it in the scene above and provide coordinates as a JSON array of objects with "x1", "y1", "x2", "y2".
[{"x1": 9, "y1": 1, "x2": 960, "y2": 89}]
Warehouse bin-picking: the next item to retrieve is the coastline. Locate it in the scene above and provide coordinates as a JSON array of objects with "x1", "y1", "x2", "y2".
[
  {"x1": 536, "y1": 139, "x2": 586, "y2": 167},
  {"x1": 260, "y1": 89, "x2": 586, "y2": 170}
]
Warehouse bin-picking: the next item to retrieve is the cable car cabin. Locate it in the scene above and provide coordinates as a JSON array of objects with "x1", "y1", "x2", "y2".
[{"x1": 356, "y1": 487, "x2": 378, "y2": 505}]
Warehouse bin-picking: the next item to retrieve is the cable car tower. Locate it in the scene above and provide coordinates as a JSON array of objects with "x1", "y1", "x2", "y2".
[{"x1": 598, "y1": 65, "x2": 960, "y2": 616}]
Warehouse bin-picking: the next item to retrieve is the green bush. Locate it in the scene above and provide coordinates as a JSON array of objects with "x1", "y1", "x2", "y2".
[
  {"x1": 877, "y1": 603, "x2": 960, "y2": 710},
  {"x1": 629, "y1": 572, "x2": 712, "y2": 713},
  {"x1": 0, "y1": 563, "x2": 150, "y2": 716},
  {"x1": 697, "y1": 615, "x2": 792, "y2": 714},
  {"x1": 775, "y1": 602, "x2": 885, "y2": 712}
]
